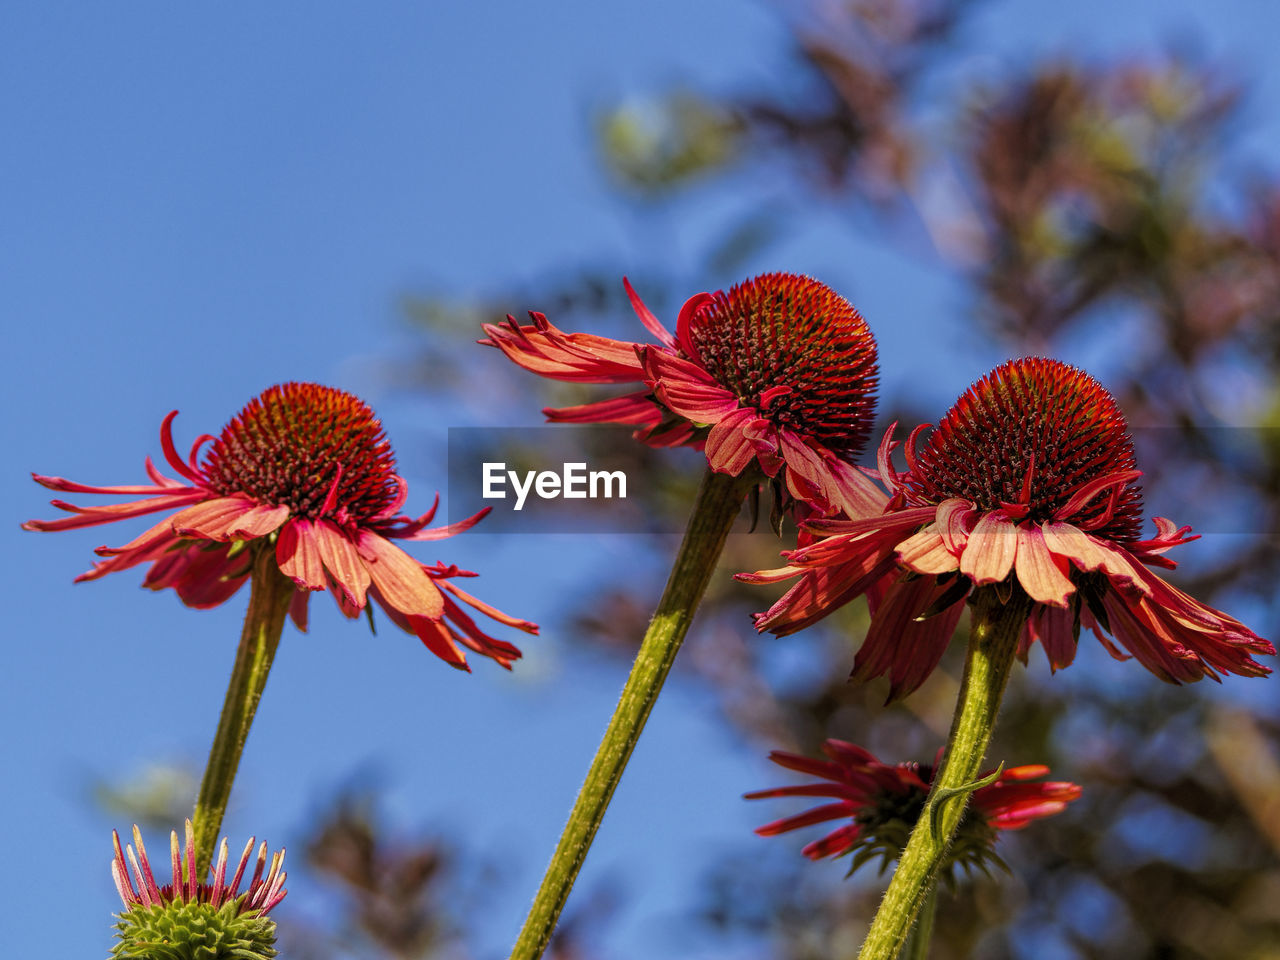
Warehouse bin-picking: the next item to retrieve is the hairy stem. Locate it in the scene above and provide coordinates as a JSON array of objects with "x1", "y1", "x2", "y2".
[
  {"x1": 508, "y1": 468, "x2": 750, "y2": 960},
  {"x1": 901, "y1": 886, "x2": 937, "y2": 960},
  {"x1": 857, "y1": 586, "x2": 1032, "y2": 960},
  {"x1": 191, "y1": 546, "x2": 293, "y2": 872}
]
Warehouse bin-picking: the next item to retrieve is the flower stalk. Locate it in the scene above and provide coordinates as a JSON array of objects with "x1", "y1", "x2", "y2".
[
  {"x1": 509, "y1": 468, "x2": 752, "y2": 960},
  {"x1": 857, "y1": 585, "x2": 1032, "y2": 960},
  {"x1": 191, "y1": 546, "x2": 293, "y2": 872},
  {"x1": 902, "y1": 887, "x2": 937, "y2": 960}
]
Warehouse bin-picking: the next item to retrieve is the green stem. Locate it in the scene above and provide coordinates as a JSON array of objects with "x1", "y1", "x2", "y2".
[
  {"x1": 191, "y1": 545, "x2": 293, "y2": 872},
  {"x1": 857, "y1": 586, "x2": 1032, "y2": 960},
  {"x1": 509, "y1": 468, "x2": 751, "y2": 960},
  {"x1": 901, "y1": 887, "x2": 937, "y2": 960}
]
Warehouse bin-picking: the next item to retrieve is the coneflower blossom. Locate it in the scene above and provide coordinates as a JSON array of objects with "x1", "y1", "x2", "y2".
[
  {"x1": 481, "y1": 273, "x2": 883, "y2": 518},
  {"x1": 111, "y1": 821, "x2": 286, "y2": 959},
  {"x1": 742, "y1": 358, "x2": 1273, "y2": 698},
  {"x1": 747, "y1": 739, "x2": 1080, "y2": 874},
  {"x1": 24, "y1": 383, "x2": 536, "y2": 670}
]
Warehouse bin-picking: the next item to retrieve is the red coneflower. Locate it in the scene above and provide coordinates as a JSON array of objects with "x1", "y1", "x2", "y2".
[
  {"x1": 747, "y1": 739, "x2": 1081, "y2": 875},
  {"x1": 25, "y1": 382, "x2": 536, "y2": 670},
  {"x1": 481, "y1": 273, "x2": 883, "y2": 518},
  {"x1": 742, "y1": 358, "x2": 1274, "y2": 698},
  {"x1": 111, "y1": 820, "x2": 286, "y2": 959}
]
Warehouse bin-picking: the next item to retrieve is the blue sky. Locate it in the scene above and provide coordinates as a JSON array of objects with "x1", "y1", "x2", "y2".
[{"x1": 5, "y1": 2, "x2": 1279, "y2": 957}]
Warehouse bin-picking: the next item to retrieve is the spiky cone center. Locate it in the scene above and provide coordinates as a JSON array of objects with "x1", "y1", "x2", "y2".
[
  {"x1": 202, "y1": 382, "x2": 399, "y2": 523},
  {"x1": 906, "y1": 357, "x2": 1143, "y2": 539},
  {"x1": 684, "y1": 273, "x2": 879, "y2": 457},
  {"x1": 112, "y1": 899, "x2": 278, "y2": 960}
]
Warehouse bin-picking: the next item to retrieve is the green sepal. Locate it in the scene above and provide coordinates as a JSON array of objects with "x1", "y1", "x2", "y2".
[{"x1": 111, "y1": 899, "x2": 278, "y2": 960}]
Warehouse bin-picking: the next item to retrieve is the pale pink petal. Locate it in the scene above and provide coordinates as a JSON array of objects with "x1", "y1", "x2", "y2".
[
  {"x1": 227, "y1": 504, "x2": 290, "y2": 540},
  {"x1": 897, "y1": 526, "x2": 958, "y2": 575},
  {"x1": 276, "y1": 519, "x2": 325, "y2": 591},
  {"x1": 169, "y1": 497, "x2": 261, "y2": 542},
  {"x1": 959, "y1": 511, "x2": 1018, "y2": 585},
  {"x1": 358, "y1": 531, "x2": 443, "y2": 619},
  {"x1": 1042, "y1": 522, "x2": 1143, "y2": 587},
  {"x1": 314, "y1": 520, "x2": 371, "y2": 607},
  {"x1": 1013, "y1": 525, "x2": 1074, "y2": 607}
]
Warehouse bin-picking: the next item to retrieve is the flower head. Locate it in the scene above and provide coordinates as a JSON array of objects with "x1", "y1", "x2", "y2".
[
  {"x1": 24, "y1": 383, "x2": 537, "y2": 671},
  {"x1": 742, "y1": 358, "x2": 1274, "y2": 698},
  {"x1": 481, "y1": 274, "x2": 883, "y2": 518},
  {"x1": 747, "y1": 739, "x2": 1081, "y2": 876},
  {"x1": 111, "y1": 820, "x2": 286, "y2": 959}
]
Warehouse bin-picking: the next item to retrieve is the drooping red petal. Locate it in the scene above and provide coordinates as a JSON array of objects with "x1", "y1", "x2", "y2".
[
  {"x1": 752, "y1": 802, "x2": 855, "y2": 837},
  {"x1": 824, "y1": 457, "x2": 891, "y2": 520},
  {"x1": 623, "y1": 276, "x2": 678, "y2": 349},
  {"x1": 704, "y1": 407, "x2": 763, "y2": 475},
  {"x1": 29, "y1": 472, "x2": 190, "y2": 497},
  {"x1": 405, "y1": 614, "x2": 470, "y2": 671},
  {"x1": 642, "y1": 349, "x2": 741, "y2": 422},
  {"x1": 22, "y1": 489, "x2": 208, "y2": 533},
  {"x1": 276, "y1": 519, "x2": 325, "y2": 591},
  {"x1": 1024, "y1": 603, "x2": 1079, "y2": 671},
  {"x1": 396, "y1": 506, "x2": 492, "y2": 542},
  {"x1": 357, "y1": 531, "x2": 444, "y2": 619},
  {"x1": 853, "y1": 575, "x2": 966, "y2": 702},
  {"x1": 169, "y1": 497, "x2": 264, "y2": 542},
  {"x1": 544, "y1": 392, "x2": 662, "y2": 425},
  {"x1": 314, "y1": 520, "x2": 371, "y2": 607},
  {"x1": 440, "y1": 594, "x2": 522, "y2": 668},
  {"x1": 289, "y1": 589, "x2": 310, "y2": 632},
  {"x1": 437, "y1": 579, "x2": 540, "y2": 634},
  {"x1": 480, "y1": 311, "x2": 647, "y2": 383},
  {"x1": 801, "y1": 823, "x2": 863, "y2": 859}
]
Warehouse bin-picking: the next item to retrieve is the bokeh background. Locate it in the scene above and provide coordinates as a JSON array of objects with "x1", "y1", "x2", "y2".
[{"x1": 6, "y1": 2, "x2": 1280, "y2": 957}]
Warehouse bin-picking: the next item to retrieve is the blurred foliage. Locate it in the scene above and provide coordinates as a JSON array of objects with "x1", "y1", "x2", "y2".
[
  {"x1": 283, "y1": 0, "x2": 1280, "y2": 957},
  {"x1": 94, "y1": 762, "x2": 200, "y2": 836}
]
